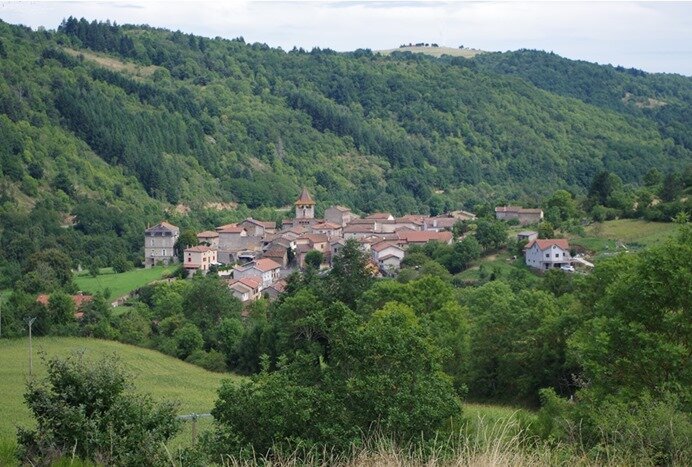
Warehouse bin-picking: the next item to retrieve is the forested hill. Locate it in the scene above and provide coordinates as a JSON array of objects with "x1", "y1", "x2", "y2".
[{"x1": 1, "y1": 18, "x2": 690, "y2": 220}]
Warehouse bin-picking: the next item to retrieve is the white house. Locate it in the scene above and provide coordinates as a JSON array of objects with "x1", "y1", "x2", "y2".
[
  {"x1": 370, "y1": 241, "x2": 405, "y2": 272},
  {"x1": 227, "y1": 277, "x2": 262, "y2": 302},
  {"x1": 524, "y1": 239, "x2": 572, "y2": 270},
  {"x1": 233, "y1": 258, "x2": 282, "y2": 289}
]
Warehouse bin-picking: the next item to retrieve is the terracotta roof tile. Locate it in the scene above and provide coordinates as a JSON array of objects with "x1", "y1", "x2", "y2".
[{"x1": 294, "y1": 187, "x2": 316, "y2": 205}]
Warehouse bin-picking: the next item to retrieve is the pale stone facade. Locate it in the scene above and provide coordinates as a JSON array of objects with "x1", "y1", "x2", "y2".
[{"x1": 144, "y1": 222, "x2": 179, "y2": 268}]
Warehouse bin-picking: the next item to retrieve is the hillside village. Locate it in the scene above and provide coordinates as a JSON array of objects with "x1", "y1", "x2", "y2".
[{"x1": 143, "y1": 188, "x2": 576, "y2": 304}]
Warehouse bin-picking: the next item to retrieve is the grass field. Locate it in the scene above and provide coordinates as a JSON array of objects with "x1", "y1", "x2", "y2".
[
  {"x1": 0, "y1": 337, "x2": 237, "y2": 446},
  {"x1": 568, "y1": 219, "x2": 677, "y2": 257},
  {"x1": 378, "y1": 45, "x2": 485, "y2": 58},
  {"x1": 74, "y1": 265, "x2": 175, "y2": 299}
]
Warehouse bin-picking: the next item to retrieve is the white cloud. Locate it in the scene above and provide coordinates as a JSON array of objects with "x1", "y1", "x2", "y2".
[{"x1": 0, "y1": 1, "x2": 690, "y2": 74}]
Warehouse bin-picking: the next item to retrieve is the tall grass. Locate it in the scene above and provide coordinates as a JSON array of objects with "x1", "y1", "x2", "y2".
[{"x1": 207, "y1": 415, "x2": 644, "y2": 467}]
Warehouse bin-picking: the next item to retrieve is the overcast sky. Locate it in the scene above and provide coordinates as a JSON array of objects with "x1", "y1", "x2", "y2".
[{"x1": 1, "y1": 1, "x2": 691, "y2": 75}]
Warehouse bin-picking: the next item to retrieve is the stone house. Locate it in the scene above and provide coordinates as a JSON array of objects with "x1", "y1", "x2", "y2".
[
  {"x1": 311, "y1": 221, "x2": 342, "y2": 238},
  {"x1": 324, "y1": 205, "x2": 356, "y2": 227},
  {"x1": 524, "y1": 239, "x2": 571, "y2": 270},
  {"x1": 396, "y1": 230, "x2": 453, "y2": 247},
  {"x1": 263, "y1": 279, "x2": 287, "y2": 301},
  {"x1": 144, "y1": 222, "x2": 180, "y2": 268},
  {"x1": 183, "y1": 245, "x2": 217, "y2": 275},
  {"x1": 423, "y1": 216, "x2": 458, "y2": 232},
  {"x1": 495, "y1": 206, "x2": 544, "y2": 225},
  {"x1": 240, "y1": 218, "x2": 277, "y2": 237},
  {"x1": 516, "y1": 230, "x2": 539, "y2": 243},
  {"x1": 196, "y1": 230, "x2": 219, "y2": 249},
  {"x1": 263, "y1": 245, "x2": 289, "y2": 268}
]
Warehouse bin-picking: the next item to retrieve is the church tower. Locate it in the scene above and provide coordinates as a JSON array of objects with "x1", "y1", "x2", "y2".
[{"x1": 295, "y1": 187, "x2": 315, "y2": 220}]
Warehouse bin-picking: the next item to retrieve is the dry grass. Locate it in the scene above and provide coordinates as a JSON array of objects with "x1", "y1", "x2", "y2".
[
  {"x1": 378, "y1": 46, "x2": 485, "y2": 58},
  {"x1": 61, "y1": 47, "x2": 161, "y2": 77}
]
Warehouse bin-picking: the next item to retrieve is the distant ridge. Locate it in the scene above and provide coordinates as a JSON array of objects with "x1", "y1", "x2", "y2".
[{"x1": 377, "y1": 45, "x2": 485, "y2": 58}]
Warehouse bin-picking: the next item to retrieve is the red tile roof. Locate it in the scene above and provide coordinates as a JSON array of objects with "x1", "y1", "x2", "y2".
[
  {"x1": 525, "y1": 239, "x2": 570, "y2": 250},
  {"x1": 366, "y1": 212, "x2": 393, "y2": 219},
  {"x1": 37, "y1": 293, "x2": 93, "y2": 310},
  {"x1": 294, "y1": 187, "x2": 316, "y2": 205},
  {"x1": 253, "y1": 258, "x2": 282, "y2": 272},
  {"x1": 242, "y1": 218, "x2": 277, "y2": 229},
  {"x1": 197, "y1": 230, "x2": 219, "y2": 238},
  {"x1": 185, "y1": 245, "x2": 214, "y2": 253},
  {"x1": 397, "y1": 231, "x2": 453, "y2": 243},
  {"x1": 228, "y1": 277, "x2": 262, "y2": 290},
  {"x1": 216, "y1": 223, "x2": 245, "y2": 233},
  {"x1": 371, "y1": 241, "x2": 404, "y2": 253},
  {"x1": 312, "y1": 222, "x2": 341, "y2": 230}
]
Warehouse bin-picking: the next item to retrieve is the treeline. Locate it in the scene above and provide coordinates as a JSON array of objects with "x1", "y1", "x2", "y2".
[{"x1": 13, "y1": 228, "x2": 690, "y2": 465}]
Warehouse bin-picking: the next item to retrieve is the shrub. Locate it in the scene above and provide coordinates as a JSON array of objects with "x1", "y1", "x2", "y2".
[{"x1": 17, "y1": 352, "x2": 180, "y2": 466}]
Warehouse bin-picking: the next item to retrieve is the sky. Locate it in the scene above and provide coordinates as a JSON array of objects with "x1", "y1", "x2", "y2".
[{"x1": 1, "y1": 1, "x2": 691, "y2": 75}]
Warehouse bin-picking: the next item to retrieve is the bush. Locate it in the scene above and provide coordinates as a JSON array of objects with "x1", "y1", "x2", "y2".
[
  {"x1": 17, "y1": 352, "x2": 180, "y2": 466},
  {"x1": 185, "y1": 349, "x2": 228, "y2": 372}
]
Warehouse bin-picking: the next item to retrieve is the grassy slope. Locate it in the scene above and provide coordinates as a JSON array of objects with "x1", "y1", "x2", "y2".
[
  {"x1": 0, "y1": 337, "x2": 236, "y2": 441},
  {"x1": 568, "y1": 219, "x2": 677, "y2": 257},
  {"x1": 377, "y1": 46, "x2": 485, "y2": 58},
  {"x1": 74, "y1": 265, "x2": 176, "y2": 299}
]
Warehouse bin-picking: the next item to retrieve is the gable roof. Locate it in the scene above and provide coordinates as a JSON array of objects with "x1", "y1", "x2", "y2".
[
  {"x1": 228, "y1": 277, "x2": 262, "y2": 292},
  {"x1": 371, "y1": 241, "x2": 404, "y2": 253},
  {"x1": 295, "y1": 187, "x2": 316, "y2": 205},
  {"x1": 145, "y1": 221, "x2": 179, "y2": 234},
  {"x1": 302, "y1": 233, "x2": 329, "y2": 244},
  {"x1": 526, "y1": 239, "x2": 570, "y2": 250},
  {"x1": 312, "y1": 222, "x2": 341, "y2": 230},
  {"x1": 242, "y1": 218, "x2": 277, "y2": 229},
  {"x1": 185, "y1": 245, "x2": 214, "y2": 253},
  {"x1": 197, "y1": 230, "x2": 219, "y2": 238},
  {"x1": 253, "y1": 258, "x2": 282, "y2": 271},
  {"x1": 366, "y1": 212, "x2": 393, "y2": 220},
  {"x1": 397, "y1": 230, "x2": 453, "y2": 243},
  {"x1": 495, "y1": 206, "x2": 543, "y2": 214},
  {"x1": 216, "y1": 223, "x2": 245, "y2": 233}
]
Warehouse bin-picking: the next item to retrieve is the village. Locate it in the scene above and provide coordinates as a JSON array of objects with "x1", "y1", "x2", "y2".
[{"x1": 143, "y1": 188, "x2": 574, "y2": 304}]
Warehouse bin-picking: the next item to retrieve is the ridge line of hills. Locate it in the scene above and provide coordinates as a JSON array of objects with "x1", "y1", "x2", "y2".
[{"x1": 0, "y1": 17, "x2": 690, "y2": 270}]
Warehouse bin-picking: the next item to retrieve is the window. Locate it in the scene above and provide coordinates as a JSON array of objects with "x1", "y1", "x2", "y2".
[
  {"x1": 555, "y1": 253, "x2": 559, "y2": 258},
  {"x1": 545, "y1": 253, "x2": 549, "y2": 258},
  {"x1": 162, "y1": 249, "x2": 166, "y2": 256},
  {"x1": 188, "y1": 257, "x2": 191, "y2": 262}
]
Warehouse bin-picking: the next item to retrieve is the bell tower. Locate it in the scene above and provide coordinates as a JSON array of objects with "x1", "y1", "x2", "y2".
[{"x1": 294, "y1": 187, "x2": 315, "y2": 220}]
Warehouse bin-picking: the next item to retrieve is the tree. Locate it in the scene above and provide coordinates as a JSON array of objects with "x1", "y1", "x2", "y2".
[
  {"x1": 47, "y1": 291, "x2": 76, "y2": 325},
  {"x1": 474, "y1": 219, "x2": 508, "y2": 251},
  {"x1": 174, "y1": 323, "x2": 204, "y2": 359},
  {"x1": 544, "y1": 189, "x2": 579, "y2": 226},
  {"x1": 327, "y1": 239, "x2": 374, "y2": 308},
  {"x1": 537, "y1": 221, "x2": 555, "y2": 239},
  {"x1": 304, "y1": 249, "x2": 324, "y2": 269},
  {"x1": 18, "y1": 353, "x2": 179, "y2": 466},
  {"x1": 175, "y1": 229, "x2": 199, "y2": 261}
]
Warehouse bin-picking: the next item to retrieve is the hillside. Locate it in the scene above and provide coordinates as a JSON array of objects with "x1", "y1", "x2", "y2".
[
  {"x1": 378, "y1": 45, "x2": 485, "y2": 58},
  {"x1": 0, "y1": 18, "x2": 690, "y2": 276},
  {"x1": 0, "y1": 336, "x2": 234, "y2": 440}
]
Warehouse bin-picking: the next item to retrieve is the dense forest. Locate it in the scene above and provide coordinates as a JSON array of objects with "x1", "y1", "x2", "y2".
[{"x1": 0, "y1": 18, "x2": 690, "y2": 275}]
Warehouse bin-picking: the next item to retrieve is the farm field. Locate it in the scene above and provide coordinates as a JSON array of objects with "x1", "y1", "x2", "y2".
[
  {"x1": 0, "y1": 337, "x2": 237, "y2": 445},
  {"x1": 74, "y1": 265, "x2": 175, "y2": 299},
  {"x1": 568, "y1": 219, "x2": 677, "y2": 257}
]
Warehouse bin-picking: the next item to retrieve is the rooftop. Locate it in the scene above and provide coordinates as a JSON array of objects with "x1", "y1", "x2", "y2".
[
  {"x1": 525, "y1": 239, "x2": 570, "y2": 250},
  {"x1": 294, "y1": 187, "x2": 316, "y2": 205}
]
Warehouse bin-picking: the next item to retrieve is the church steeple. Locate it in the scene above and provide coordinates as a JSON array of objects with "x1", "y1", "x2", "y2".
[{"x1": 294, "y1": 187, "x2": 315, "y2": 219}]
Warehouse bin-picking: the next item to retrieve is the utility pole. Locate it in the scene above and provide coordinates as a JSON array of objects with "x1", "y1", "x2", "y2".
[{"x1": 25, "y1": 317, "x2": 36, "y2": 378}]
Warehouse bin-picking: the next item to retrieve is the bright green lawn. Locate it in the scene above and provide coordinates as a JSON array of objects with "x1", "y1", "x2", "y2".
[
  {"x1": 0, "y1": 337, "x2": 238, "y2": 444},
  {"x1": 569, "y1": 219, "x2": 677, "y2": 257},
  {"x1": 74, "y1": 265, "x2": 175, "y2": 299}
]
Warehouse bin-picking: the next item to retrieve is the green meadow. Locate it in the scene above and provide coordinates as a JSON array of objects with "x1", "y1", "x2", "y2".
[{"x1": 74, "y1": 265, "x2": 176, "y2": 299}]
